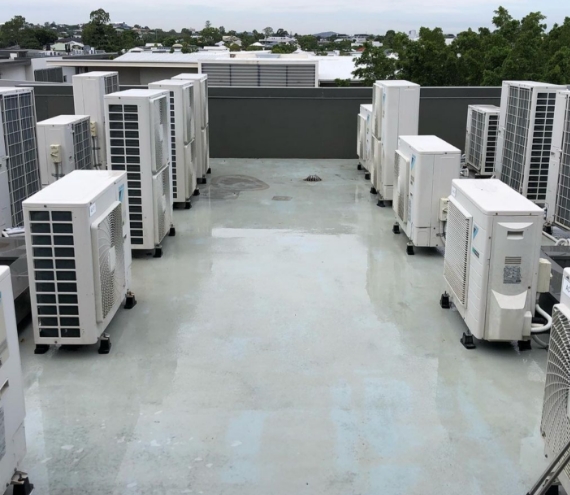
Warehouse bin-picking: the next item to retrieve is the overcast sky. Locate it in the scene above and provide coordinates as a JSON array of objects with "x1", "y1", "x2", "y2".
[{"x1": 2, "y1": 0, "x2": 567, "y2": 34}]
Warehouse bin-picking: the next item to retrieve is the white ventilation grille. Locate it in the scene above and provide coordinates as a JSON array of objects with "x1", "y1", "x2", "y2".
[
  {"x1": 466, "y1": 108, "x2": 499, "y2": 175},
  {"x1": 394, "y1": 152, "x2": 408, "y2": 224},
  {"x1": 556, "y1": 98, "x2": 570, "y2": 229},
  {"x1": 104, "y1": 74, "x2": 119, "y2": 95},
  {"x1": 93, "y1": 203, "x2": 125, "y2": 322},
  {"x1": 444, "y1": 200, "x2": 471, "y2": 305},
  {"x1": 0, "y1": 91, "x2": 41, "y2": 227},
  {"x1": 501, "y1": 86, "x2": 531, "y2": 194},
  {"x1": 541, "y1": 306, "x2": 570, "y2": 485},
  {"x1": 155, "y1": 167, "x2": 171, "y2": 242},
  {"x1": 201, "y1": 63, "x2": 317, "y2": 87},
  {"x1": 108, "y1": 103, "x2": 144, "y2": 245},
  {"x1": 153, "y1": 97, "x2": 167, "y2": 174},
  {"x1": 168, "y1": 91, "x2": 178, "y2": 199},
  {"x1": 28, "y1": 210, "x2": 80, "y2": 339},
  {"x1": 500, "y1": 85, "x2": 557, "y2": 202},
  {"x1": 72, "y1": 118, "x2": 92, "y2": 171}
]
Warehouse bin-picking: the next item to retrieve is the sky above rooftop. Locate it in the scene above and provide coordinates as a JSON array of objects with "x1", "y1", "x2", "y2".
[{"x1": 2, "y1": 0, "x2": 567, "y2": 34}]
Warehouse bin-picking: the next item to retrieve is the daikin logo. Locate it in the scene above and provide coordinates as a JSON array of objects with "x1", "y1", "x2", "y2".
[
  {"x1": 473, "y1": 225, "x2": 479, "y2": 239},
  {"x1": 119, "y1": 185, "x2": 125, "y2": 203},
  {"x1": 411, "y1": 155, "x2": 416, "y2": 169}
]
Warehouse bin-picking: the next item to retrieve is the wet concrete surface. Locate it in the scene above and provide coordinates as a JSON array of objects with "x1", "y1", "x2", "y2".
[{"x1": 18, "y1": 159, "x2": 549, "y2": 494}]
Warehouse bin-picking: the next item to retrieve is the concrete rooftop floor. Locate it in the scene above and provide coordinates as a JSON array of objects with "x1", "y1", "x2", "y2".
[{"x1": 18, "y1": 159, "x2": 550, "y2": 495}]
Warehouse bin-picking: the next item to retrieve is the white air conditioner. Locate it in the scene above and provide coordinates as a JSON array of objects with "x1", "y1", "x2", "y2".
[
  {"x1": 442, "y1": 179, "x2": 545, "y2": 345},
  {"x1": 371, "y1": 81, "x2": 420, "y2": 203},
  {"x1": 149, "y1": 80, "x2": 197, "y2": 207},
  {"x1": 104, "y1": 89, "x2": 174, "y2": 257},
  {"x1": 495, "y1": 81, "x2": 565, "y2": 207},
  {"x1": 72, "y1": 71, "x2": 120, "y2": 170},
  {"x1": 464, "y1": 105, "x2": 500, "y2": 176},
  {"x1": 0, "y1": 267, "x2": 29, "y2": 492},
  {"x1": 357, "y1": 113, "x2": 365, "y2": 168},
  {"x1": 0, "y1": 87, "x2": 41, "y2": 231},
  {"x1": 547, "y1": 90, "x2": 570, "y2": 229},
  {"x1": 357, "y1": 104, "x2": 373, "y2": 178},
  {"x1": 37, "y1": 115, "x2": 93, "y2": 187},
  {"x1": 172, "y1": 74, "x2": 210, "y2": 183},
  {"x1": 23, "y1": 170, "x2": 135, "y2": 354},
  {"x1": 540, "y1": 267, "x2": 570, "y2": 493},
  {"x1": 392, "y1": 136, "x2": 461, "y2": 254}
]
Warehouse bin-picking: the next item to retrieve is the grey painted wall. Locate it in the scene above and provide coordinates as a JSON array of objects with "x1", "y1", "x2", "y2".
[
  {"x1": 21, "y1": 83, "x2": 501, "y2": 159},
  {"x1": 208, "y1": 86, "x2": 501, "y2": 158}
]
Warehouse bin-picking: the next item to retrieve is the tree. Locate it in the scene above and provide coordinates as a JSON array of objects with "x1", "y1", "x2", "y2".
[
  {"x1": 263, "y1": 27, "x2": 274, "y2": 38},
  {"x1": 82, "y1": 8, "x2": 119, "y2": 51},
  {"x1": 275, "y1": 28, "x2": 289, "y2": 37},
  {"x1": 271, "y1": 43, "x2": 296, "y2": 54},
  {"x1": 352, "y1": 43, "x2": 397, "y2": 84},
  {"x1": 0, "y1": 15, "x2": 26, "y2": 46},
  {"x1": 119, "y1": 30, "x2": 141, "y2": 51},
  {"x1": 335, "y1": 78, "x2": 352, "y2": 87},
  {"x1": 229, "y1": 43, "x2": 241, "y2": 52},
  {"x1": 297, "y1": 35, "x2": 319, "y2": 51}
]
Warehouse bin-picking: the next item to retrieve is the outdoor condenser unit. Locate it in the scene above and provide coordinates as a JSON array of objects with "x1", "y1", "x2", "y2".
[
  {"x1": 37, "y1": 115, "x2": 92, "y2": 187},
  {"x1": 0, "y1": 87, "x2": 41, "y2": 231},
  {"x1": 441, "y1": 179, "x2": 546, "y2": 347},
  {"x1": 149, "y1": 79, "x2": 197, "y2": 207},
  {"x1": 357, "y1": 104, "x2": 373, "y2": 178},
  {"x1": 371, "y1": 81, "x2": 420, "y2": 204},
  {"x1": 72, "y1": 71, "x2": 120, "y2": 170},
  {"x1": 495, "y1": 81, "x2": 566, "y2": 208},
  {"x1": 23, "y1": 170, "x2": 135, "y2": 354},
  {"x1": 464, "y1": 105, "x2": 500, "y2": 176},
  {"x1": 392, "y1": 135, "x2": 461, "y2": 255},
  {"x1": 540, "y1": 267, "x2": 570, "y2": 493},
  {"x1": 357, "y1": 112, "x2": 366, "y2": 169},
  {"x1": 0, "y1": 267, "x2": 30, "y2": 493},
  {"x1": 547, "y1": 90, "x2": 570, "y2": 230},
  {"x1": 104, "y1": 89, "x2": 175, "y2": 257},
  {"x1": 172, "y1": 74, "x2": 210, "y2": 183}
]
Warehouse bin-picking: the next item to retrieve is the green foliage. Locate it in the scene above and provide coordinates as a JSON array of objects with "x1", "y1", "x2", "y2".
[
  {"x1": 82, "y1": 9, "x2": 119, "y2": 51},
  {"x1": 354, "y1": 7, "x2": 570, "y2": 86},
  {"x1": 0, "y1": 15, "x2": 58, "y2": 49},
  {"x1": 335, "y1": 78, "x2": 352, "y2": 87},
  {"x1": 246, "y1": 45, "x2": 263, "y2": 51},
  {"x1": 296, "y1": 35, "x2": 319, "y2": 51},
  {"x1": 271, "y1": 43, "x2": 296, "y2": 54},
  {"x1": 353, "y1": 43, "x2": 397, "y2": 84},
  {"x1": 229, "y1": 43, "x2": 241, "y2": 52}
]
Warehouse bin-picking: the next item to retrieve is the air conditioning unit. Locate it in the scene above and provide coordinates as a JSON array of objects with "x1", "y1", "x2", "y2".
[
  {"x1": 541, "y1": 267, "x2": 570, "y2": 493},
  {"x1": 371, "y1": 81, "x2": 420, "y2": 204},
  {"x1": 357, "y1": 113, "x2": 365, "y2": 169},
  {"x1": 392, "y1": 136, "x2": 461, "y2": 254},
  {"x1": 0, "y1": 267, "x2": 30, "y2": 493},
  {"x1": 149, "y1": 80, "x2": 197, "y2": 207},
  {"x1": 37, "y1": 115, "x2": 92, "y2": 187},
  {"x1": 548, "y1": 90, "x2": 570, "y2": 230},
  {"x1": 104, "y1": 89, "x2": 175, "y2": 257},
  {"x1": 172, "y1": 74, "x2": 210, "y2": 183},
  {"x1": 441, "y1": 179, "x2": 546, "y2": 347},
  {"x1": 357, "y1": 104, "x2": 373, "y2": 178},
  {"x1": 72, "y1": 71, "x2": 120, "y2": 170},
  {"x1": 23, "y1": 170, "x2": 135, "y2": 354},
  {"x1": 495, "y1": 81, "x2": 566, "y2": 207},
  {"x1": 464, "y1": 105, "x2": 500, "y2": 176},
  {"x1": 0, "y1": 87, "x2": 41, "y2": 231}
]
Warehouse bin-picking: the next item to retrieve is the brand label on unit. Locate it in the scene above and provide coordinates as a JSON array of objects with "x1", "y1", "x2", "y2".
[
  {"x1": 118, "y1": 185, "x2": 125, "y2": 203},
  {"x1": 89, "y1": 203, "x2": 96, "y2": 217},
  {"x1": 563, "y1": 278, "x2": 570, "y2": 298},
  {"x1": 411, "y1": 155, "x2": 416, "y2": 170},
  {"x1": 473, "y1": 224, "x2": 479, "y2": 239},
  {"x1": 472, "y1": 248, "x2": 480, "y2": 258},
  {"x1": 451, "y1": 186, "x2": 456, "y2": 197}
]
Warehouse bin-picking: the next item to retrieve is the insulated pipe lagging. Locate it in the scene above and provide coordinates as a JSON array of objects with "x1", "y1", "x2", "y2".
[{"x1": 531, "y1": 304, "x2": 553, "y2": 334}]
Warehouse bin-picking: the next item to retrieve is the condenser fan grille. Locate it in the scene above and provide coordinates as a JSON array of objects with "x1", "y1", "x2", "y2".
[
  {"x1": 541, "y1": 306, "x2": 570, "y2": 486},
  {"x1": 556, "y1": 98, "x2": 570, "y2": 230},
  {"x1": 72, "y1": 118, "x2": 92, "y2": 171},
  {"x1": 443, "y1": 200, "x2": 471, "y2": 305},
  {"x1": 467, "y1": 109, "x2": 485, "y2": 171},
  {"x1": 96, "y1": 203, "x2": 125, "y2": 321}
]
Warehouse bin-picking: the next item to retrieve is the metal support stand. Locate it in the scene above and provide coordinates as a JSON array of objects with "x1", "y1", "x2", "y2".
[{"x1": 526, "y1": 437, "x2": 570, "y2": 495}]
